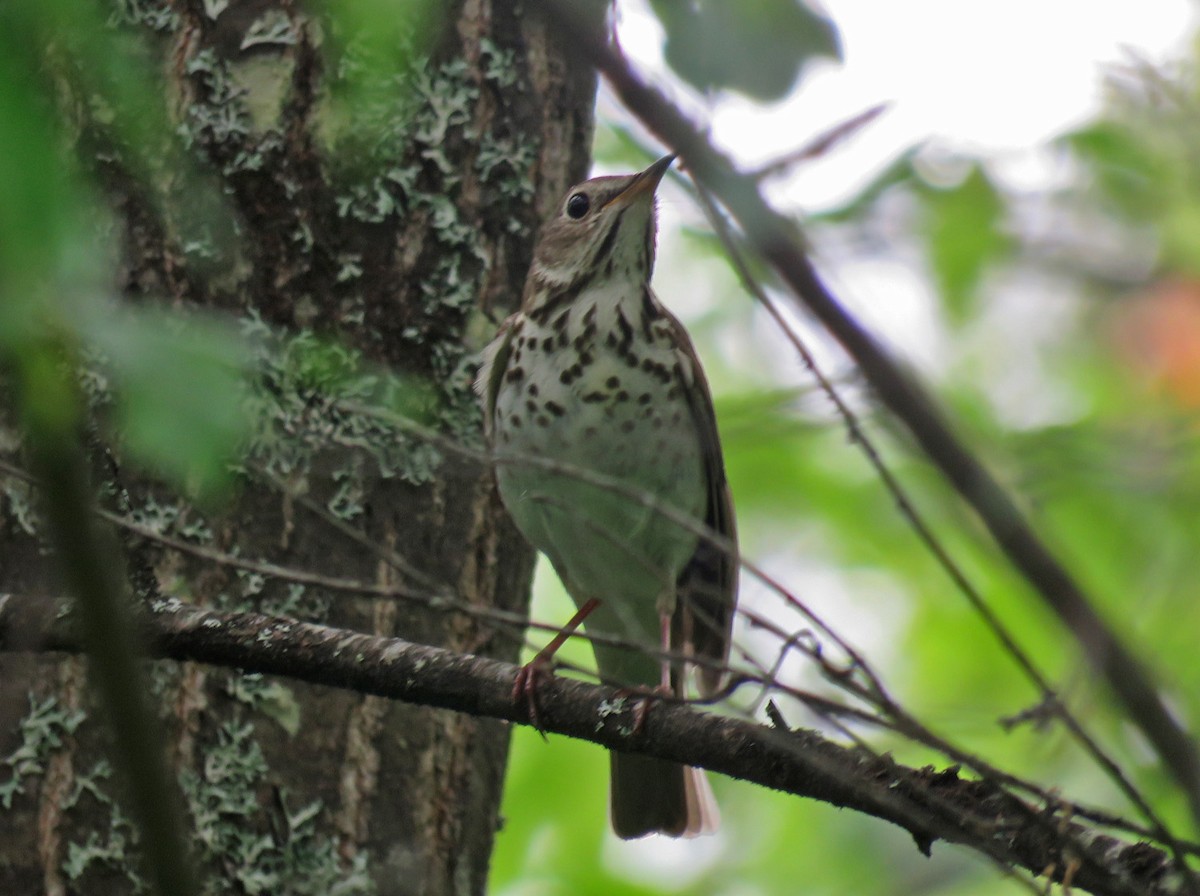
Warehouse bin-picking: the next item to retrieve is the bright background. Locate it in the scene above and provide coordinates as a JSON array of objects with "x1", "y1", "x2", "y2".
[{"x1": 493, "y1": 1, "x2": 1200, "y2": 894}]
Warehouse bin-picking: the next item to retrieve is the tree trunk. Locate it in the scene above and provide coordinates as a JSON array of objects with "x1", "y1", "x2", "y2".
[{"x1": 0, "y1": 1, "x2": 600, "y2": 894}]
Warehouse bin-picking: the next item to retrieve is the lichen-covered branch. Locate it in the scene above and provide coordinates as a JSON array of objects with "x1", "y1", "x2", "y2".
[{"x1": 0, "y1": 591, "x2": 1184, "y2": 896}]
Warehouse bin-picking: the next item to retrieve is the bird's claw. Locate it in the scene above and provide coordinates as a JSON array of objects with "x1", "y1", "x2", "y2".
[
  {"x1": 513, "y1": 658, "x2": 554, "y2": 740},
  {"x1": 613, "y1": 684, "x2": 672, "y2": 736},
  {"x1": 511, "y1": 597, "x2": 602, "y2": 740}
]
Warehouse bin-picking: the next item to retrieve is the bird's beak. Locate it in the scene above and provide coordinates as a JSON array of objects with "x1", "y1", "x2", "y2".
[{"x1": 606, "y1": 154, "x2": 675, "y2": 209}]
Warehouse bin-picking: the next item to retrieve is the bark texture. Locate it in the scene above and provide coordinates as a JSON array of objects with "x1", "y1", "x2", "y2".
[{"x1": 0, "y1": 1, "x2": 600, "y2": 893}]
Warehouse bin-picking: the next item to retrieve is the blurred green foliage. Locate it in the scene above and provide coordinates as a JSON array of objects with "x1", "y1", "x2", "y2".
[
  {"x1": 917, "y1": 163, "x2": 1011, "y2": 324},
  {"x1": 83, "y1": 307, "x2": 253, "y2": 498},
  {"x1": 0, "y1": 1, "x2": 253, "y2": 500},
  {"x1": 493, "y1": 16, "x2": 1200, "y2": 896},
  {"x1": 649, "y1": 0, "x2": 840, "y2": 101}
]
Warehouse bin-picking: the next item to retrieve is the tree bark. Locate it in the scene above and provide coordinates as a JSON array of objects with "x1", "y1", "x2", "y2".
[{"x1": 0, "y1": 1, "x2": 601, "y2": 894}]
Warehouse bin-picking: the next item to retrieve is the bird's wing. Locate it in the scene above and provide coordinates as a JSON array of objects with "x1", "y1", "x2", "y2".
[
  {"x1": 474, "y1": 313, "x2": 520, "y2": 436},
  {"x1": 658, "y1": 295, "x2": 738, "y2": 698}
]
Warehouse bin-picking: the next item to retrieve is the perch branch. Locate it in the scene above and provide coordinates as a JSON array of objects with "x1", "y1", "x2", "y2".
[{"x1": 0, "y1": 591, "x2": 1184, "y2": 896}]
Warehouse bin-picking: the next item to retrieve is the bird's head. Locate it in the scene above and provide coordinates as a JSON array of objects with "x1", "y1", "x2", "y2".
[{"x1": 525, "y1": 154, "x2": 674, "y2": 302}]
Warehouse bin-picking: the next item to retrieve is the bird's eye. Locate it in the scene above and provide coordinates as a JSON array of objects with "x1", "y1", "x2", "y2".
[{"x1": 566, "y1": 192, "x2": 590, "y2": 219}]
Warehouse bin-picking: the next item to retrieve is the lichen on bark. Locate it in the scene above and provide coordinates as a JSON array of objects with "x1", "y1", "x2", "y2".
[{"x1": 0, "y1": 1, "x2": 602, "y2": 893}]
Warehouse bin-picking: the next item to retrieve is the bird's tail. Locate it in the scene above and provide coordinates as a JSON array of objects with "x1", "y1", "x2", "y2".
[{"x1": 609, "y1": 751, "x2": 718, "y2": 839}]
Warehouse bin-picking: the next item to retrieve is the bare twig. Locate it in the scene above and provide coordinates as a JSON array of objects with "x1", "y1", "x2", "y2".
[{"x1": 748, "y1": 103, "x2": 890, "y2": 181}]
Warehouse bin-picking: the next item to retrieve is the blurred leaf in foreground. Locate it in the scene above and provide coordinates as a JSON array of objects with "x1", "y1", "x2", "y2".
[
  {"x1": 84, "y1": 305, "x2": 254, "y2": 500},
  {"x1": 916, "y1": 161, "x2": 1011, "y2": 325},
  {"x1": 650, "y1": 0, "x2": 840, "y2": 101}
]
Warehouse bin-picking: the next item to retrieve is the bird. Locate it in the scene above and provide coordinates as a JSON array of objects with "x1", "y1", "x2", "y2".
[{"x1": 476, "y1": 154, "x2": 737, "y2": 839}]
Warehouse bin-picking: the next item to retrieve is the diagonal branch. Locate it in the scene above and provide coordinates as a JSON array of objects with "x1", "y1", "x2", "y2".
[
  {"x1": 531, "y1": 0, "x2": 1200, "y2": 826},
  {"x1": 0, "y1": 590, "x2": 1183, "y2": 896},
  {"x1": 683, "y1": 178, "x2": 1183, "y2": 854}
]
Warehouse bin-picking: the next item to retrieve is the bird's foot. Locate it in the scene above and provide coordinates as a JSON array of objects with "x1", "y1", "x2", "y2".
[
  {"x1": 612, "y1": 684, "x2": 673, "y2": 736},
  {"x1": 611, "y1": 608, "x2": 677, "y2": 734},
  {"x1": 512, "y1": 657, "x2": 554, "y2": 738},
  {"x1": 512, "y1": 597, "x2": 601, "y2": 738}
]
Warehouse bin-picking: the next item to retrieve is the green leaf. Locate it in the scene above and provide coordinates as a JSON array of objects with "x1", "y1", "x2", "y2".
[
  {"x1": 311, "y1": 0, "x2": 445, "y2": 134},
  {"x1": 0, "y1": 8, "x2": 81, "y2": 331},
  {"x1": 651, "y1": 0, "x2": 840, "y2": 101},
  {"x1": 1162, "y1": 203, "x2": 1200, "y2": 274},
  {"x1": 918, "y1": 163, "x2": 1010, "y2": 324},
  {"x1": 1062, "y1": 121, "x2": 1164, "y2": 221},
  {"x1": 85, "y1": 306, "x2": 253, "y2": 499}
]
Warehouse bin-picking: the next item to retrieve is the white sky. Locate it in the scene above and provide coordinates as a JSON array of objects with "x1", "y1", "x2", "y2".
[
  {"x1": 618, "y1": 0, "x2": 1197, "y2": 208},
  {"x1": 610, "y1": 0, "x2": 1199, "y2": 390}
]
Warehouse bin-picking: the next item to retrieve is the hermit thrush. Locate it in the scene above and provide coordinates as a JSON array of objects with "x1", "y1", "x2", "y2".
[{"x1": 476, "y1": 155, "x2": 737, "y2": 839}]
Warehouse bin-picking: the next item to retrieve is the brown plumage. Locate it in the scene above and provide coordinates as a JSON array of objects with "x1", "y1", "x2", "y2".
[{"x1": 477, "y1": 155, "x2": 737, "y2": 838}]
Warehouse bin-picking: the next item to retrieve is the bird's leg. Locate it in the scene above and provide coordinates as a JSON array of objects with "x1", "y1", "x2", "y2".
[
  {"x1": 659, "y1": 610, "x2": 673, "y2": 692},
  {"x1": 513, "y1": 597, "x2": 601, "y2": 734},
  {"x1": 625, "y1": 611, "x2": 676, "y2": 735}
]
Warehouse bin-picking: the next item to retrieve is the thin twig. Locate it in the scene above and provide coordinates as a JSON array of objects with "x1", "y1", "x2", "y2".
[
  {"x1": 748, "y1": 103, "x2": 890, "y2": 181},
  {"x1": 683, "y1": 178, "x2": 1180, "y2": 855}
]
